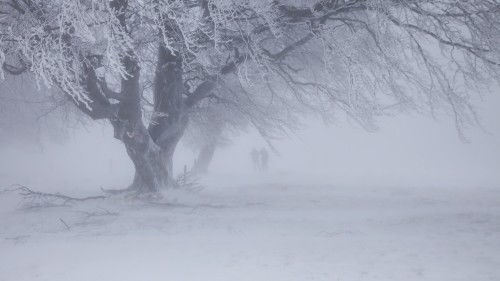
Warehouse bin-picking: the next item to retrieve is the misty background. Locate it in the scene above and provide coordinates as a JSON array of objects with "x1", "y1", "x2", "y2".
[
  {"x1": 2, "y1": 1, "x2": 500, "y2": 280},
  {"x1": 2, "y1": 87, "x2": 498, "y2": 192}
]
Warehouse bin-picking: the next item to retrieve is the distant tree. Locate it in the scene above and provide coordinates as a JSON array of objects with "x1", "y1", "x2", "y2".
[
  {"x1": 1, "y1": 0, "x2": 499, "y2": 193},
  {"x1": 185, "y1": 105, "x2": 237, "y2": 176}
]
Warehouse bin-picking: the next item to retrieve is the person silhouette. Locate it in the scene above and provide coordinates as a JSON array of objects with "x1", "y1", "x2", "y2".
[{"x1": 260, "y1": 147, "x2": 269, "y2": 172}]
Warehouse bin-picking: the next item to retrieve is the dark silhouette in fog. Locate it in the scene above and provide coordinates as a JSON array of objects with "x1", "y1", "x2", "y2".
[
  {"x1": 260, "y1": 148, "x2": 269, "y2": 172},
  {"x1": 251, "y1": 148, "x2": 260, "y2": 172}
]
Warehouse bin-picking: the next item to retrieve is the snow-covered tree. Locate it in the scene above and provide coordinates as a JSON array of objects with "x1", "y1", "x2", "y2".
[{"x1": 1, "y1": 0, "x2": 499, "y2": 193}]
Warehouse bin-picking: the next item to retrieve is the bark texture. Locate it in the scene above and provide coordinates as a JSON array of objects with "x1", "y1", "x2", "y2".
[{"x1": 111, "y1": 43, "x2": 188, "y2": 192}]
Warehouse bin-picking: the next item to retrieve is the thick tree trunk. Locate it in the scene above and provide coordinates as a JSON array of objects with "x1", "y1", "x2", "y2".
[
  {"x1": 124, "y1": 140, "x2": 168, "y2": 192},
  {"x1": 68, "y1": 1, "x2": 199, "y2": 194},
  {"x1": 191, "y1": 119, "x2": 223, "y2": 175},
  {"x1": 123, "y1": 144, "x2": 183, "y2": 193},
  {"x1": 121, "y1": 40, "x2": 186, "y2": 193},
  {"x1": 192, "y1": 141, "x2": 217, "y2": 175},
  {"x1": 115, "y1": 41, "x2": 189, "y2": 193},
  {"x1": 114, "y1": 114, "x2": 186, "y2": 193}
]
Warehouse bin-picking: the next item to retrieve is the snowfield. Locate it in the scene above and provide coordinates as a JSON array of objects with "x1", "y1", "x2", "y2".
[{"x1": 1, "y1": 176, "x2": 499, "y2": 281}]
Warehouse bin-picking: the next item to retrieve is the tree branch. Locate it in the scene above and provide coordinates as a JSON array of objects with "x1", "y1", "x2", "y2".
[
  {"x1": 13, "y1": 184, "x2": 106, "y2": 204},
  {"x1": 185, "y1": 79, "x2": 216, "y2": 108},
  {"x1": 2, "y1": 62, "x2": 27, "y2": 75}
]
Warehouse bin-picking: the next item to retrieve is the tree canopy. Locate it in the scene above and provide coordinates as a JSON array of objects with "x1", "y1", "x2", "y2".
[{"x1": 1, "y1": 0, "x2": 499, "y2": 191}]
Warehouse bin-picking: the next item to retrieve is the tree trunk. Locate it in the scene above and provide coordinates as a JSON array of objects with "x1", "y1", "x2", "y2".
[
  {"x1": 116, "y1": 121, "x2": 186, "y2": 193},
  {"x1": 62, "y1": 1, "x2": 196, "y2": 194},
  {"x1": 124, "y1": 141, "x2": 168, "y2": 192},
  {"x1": 191, "y1": 119, "x2": 223, "y2": 175},
  {"x1": 123, "y1": 146, "x2": 185, "y2": 193},
  {"x1": 192, "y1": 140, "x2": 217, "y2": 175}
]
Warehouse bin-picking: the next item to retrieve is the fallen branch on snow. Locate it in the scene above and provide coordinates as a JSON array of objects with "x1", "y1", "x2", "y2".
[{"x1": 10, "y1": 184, "x2": 106, "y2": 207}]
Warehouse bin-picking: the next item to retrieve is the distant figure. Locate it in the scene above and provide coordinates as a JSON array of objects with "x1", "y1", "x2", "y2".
[
  {"x1": 260, "y1": 147, "x2": 269, "y2": 172},
  {"x1": 251, "y1": 148, "x2": 260, "y2": 171}
]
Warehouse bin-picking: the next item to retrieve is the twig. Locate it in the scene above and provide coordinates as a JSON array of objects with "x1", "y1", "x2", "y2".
[{"x1": 59, "y1": 218, "x2": 71, "y2": 231}]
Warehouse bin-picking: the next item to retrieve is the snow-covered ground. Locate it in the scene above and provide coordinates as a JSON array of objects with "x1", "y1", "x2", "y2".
[{"x1": 1, "y1": 175, "x2": 499, "y2": 281}]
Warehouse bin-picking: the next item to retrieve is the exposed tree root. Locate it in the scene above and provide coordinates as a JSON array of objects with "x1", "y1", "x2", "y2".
[
  {"x1": 100, "y1": 170, "x2": 201, "y2": 196},
  {"x1": 99, "y1": 186, "x2": 164, "y2": 202}
]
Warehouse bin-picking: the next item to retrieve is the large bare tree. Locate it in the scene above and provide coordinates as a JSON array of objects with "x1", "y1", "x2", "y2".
[{"x1": 1, "y1": 0, "x2": 499, "y2": 193}]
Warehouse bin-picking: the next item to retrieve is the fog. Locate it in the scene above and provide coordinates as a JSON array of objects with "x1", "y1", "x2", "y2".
[
  {"x1": 2, "y1": 93, "x2": 499, "y2": 191},
  {"x1": 2, "y1": 75, "x2": 500, "y2": 281},
  {"x1": 2, "y1": 1, "x2": 500, "y2": 280},
  {"x1": 2, "y1": 100, "x2": 500, "y2": 281}
]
